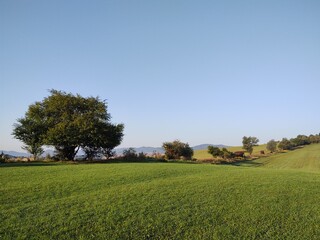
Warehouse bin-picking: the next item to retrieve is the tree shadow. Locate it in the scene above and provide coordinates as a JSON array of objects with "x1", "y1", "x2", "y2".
[
  {"x1": 222, "y1": 159, "x2": 263, "y2": 167},
  {"x1": 0, "y1": 162, "x2": 60, "y2": 168}
]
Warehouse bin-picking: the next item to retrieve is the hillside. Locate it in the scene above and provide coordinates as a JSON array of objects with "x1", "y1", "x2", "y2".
[{"x1": 238, "y1": 144, "x2": 320, "y2": 172}]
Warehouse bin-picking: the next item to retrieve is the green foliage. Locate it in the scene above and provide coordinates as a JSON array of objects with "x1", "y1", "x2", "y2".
[
  {"x1": 290, "y1": 135, "x2": 311, "y2": 147},
  {"x1": 118, "y1": 149, "x2": 150, "y2": 161},
  {"x1": 12, "y1": 116, "x2": 45, "y2": 160},
  {"x1": 278, "y1": 138, "x2": 294, "y2": 150},
  {"x1": 242, "y1": 136, "x2": 259, "y2": 155},
  {"x1": 195, "y1": 145, "x2": 267, "y2": 160},
  {"x1": 0, "y1": 151, "x2": 8, "y2": 163},
  {"x1": 122, "y1": 148, "x2": 138, "y2": 159},
  {"x1": 207, "y1": 146, "x2": 223, "y2": 157},
  {"x1": 12, "y1": 90, "x2": 124, "y2": 160},
  {"x1": 208, "y1": 146, "x2": 235, "y2": 159},
  {"x1": 266, "y1": 139, "x2": 277, "y2": 153},
  {"x1": 308, "y1": 134, "x2": 320, "y2": 144},
  {"x1": 162, "y1": 140, "x2": 193, "y2": 160},
  {"x1": 222, "y1": 148, "x2": 235, "y2": 159}
]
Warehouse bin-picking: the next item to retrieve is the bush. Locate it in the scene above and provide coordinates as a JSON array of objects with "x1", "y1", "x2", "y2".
[
  {"x1": 162, "y1": 140, "x2": 193, "y2": 160},
  {"x1": 290, "y1": 135, "x2": 311, "y2": 147},
  {"x1": 0, "y1": 152, "x2": 9, "y2": 163},
  {"x1": 208, "y1": 146, "x2": 223, "y2": 158},
  {"x1": 208, "y1": 146, "x2": 234, "y2": 159},
  {"x1": 122, "y1": 148, "x2": 138, "y2": 159},
  {"x1": 266, "y1": 139, "x2": 277, "y2": 153}
]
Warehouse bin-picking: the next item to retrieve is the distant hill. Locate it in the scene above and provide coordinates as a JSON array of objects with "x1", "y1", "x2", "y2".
[
  {"x1": 0, "y1": 149, "x2": 55, "y2": 158},
  {"x1": 115, "y1": 147, "x2": 164, "y2": 155},
  {"x1": 0, "y1": 150, "x2": 30, "y2": 157},
  {"x1": 192, "y1": 144, "x2": 227, "y2": 150}
]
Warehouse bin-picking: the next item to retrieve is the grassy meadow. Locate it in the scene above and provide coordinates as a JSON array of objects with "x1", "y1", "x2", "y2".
[
  {"x1": 236, "y1": 143, "x2": 320, "y2": 171},
  {"x1": 1, "y1": 144, "x2": 320, "y2": 239}
]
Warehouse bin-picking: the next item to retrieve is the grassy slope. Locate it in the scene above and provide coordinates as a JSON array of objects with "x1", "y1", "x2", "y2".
[
  {"x1": 1, "y1": 153, "x2": 320, "y2": 239},
  {"x1": 194, "y1": 144, "x2": 268, "y2": 159},
  {"x1": 238, "y1": 144, "x2": 320, "y2": 172}
]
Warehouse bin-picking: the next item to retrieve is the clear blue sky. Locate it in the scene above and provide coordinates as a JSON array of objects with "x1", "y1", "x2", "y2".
[{"x1": 1, "y1": 0, "x2": 320, "y2": 152}]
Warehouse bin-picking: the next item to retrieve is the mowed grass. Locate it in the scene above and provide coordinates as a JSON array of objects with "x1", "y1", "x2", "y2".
[
  {"x1": 1, "y1": 151, "x2": 320, "y2": 239},
  {"x1": 238, "y1": 143, "x2": 320, "y2": 172},
  {"x1": 194, "y1": 144, "x2": 268, "y2": 160}
]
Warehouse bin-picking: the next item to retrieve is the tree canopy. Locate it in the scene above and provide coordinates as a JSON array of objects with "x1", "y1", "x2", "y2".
[
  {"x1": 208, "y1": 146, "x2": 234, "y2": 159},
  {"x1": 266, "y1": 139, "x2": 277, "y2": 153},
  {"x1": 162, "y1": 140, "x2": 193, "y2": 160},
  {"x1": 242, "y1": 136, "x2": 259, "y2": 155},
  {"x1": 278, "y1": 138, "x2": 294, "y2": 151},
  {"x1": 13, "y1": 90, "x2": 124, "y2": 160}
]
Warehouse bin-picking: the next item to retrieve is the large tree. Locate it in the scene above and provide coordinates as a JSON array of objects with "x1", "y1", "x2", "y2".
[
  {"x1": 242, "y1": 136, "x2": 259, "y2": 155},
  {"x1": 13, "y1": 90, "x2": 124, "y2": 160}
]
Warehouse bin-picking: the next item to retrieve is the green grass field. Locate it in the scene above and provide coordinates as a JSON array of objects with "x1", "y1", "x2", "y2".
[
  {"x1": 236, "y1": 144, "x2": 320, "y2": 171},
  {"x1": 1, "y1": 144, "x2": 320, "y2": 239}
]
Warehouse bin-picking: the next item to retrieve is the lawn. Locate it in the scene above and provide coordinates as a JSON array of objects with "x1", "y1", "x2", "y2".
[
  {"x1": 1, "y1": 146, "x2": 319, "y2": 239},
  {"x1": 236, "y1": 143, "x2": 320, "y2": 172}
]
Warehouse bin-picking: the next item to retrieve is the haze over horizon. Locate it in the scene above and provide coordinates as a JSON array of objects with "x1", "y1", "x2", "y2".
[{"x1": 1, "y1": 0, "x2": 320, "y2": 153}]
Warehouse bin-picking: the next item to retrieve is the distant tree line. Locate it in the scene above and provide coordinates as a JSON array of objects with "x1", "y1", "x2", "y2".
[
  {"x1": 206, "y1": 133, "x2": 320, "y2": 160},
  {"x1": 277, "y1": 134, "x2": 320, "y2": 151},
  {"x1": 12, "y1": 90, "x2": 124, "y2": 161}
]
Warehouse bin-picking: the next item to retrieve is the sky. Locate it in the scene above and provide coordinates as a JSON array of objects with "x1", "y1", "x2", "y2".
[{"x1": 1, "y1": 0, "x2": 320, "y2": 152}]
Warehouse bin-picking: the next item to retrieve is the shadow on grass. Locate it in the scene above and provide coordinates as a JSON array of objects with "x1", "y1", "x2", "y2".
[
  {"x1": 0, "y1": 162, "x2": 61, "y2": 168},
  {"x1": 223, "y1": 159, "x2": 264, "y2": 167},
  {"x1": 84, "y1": 158, "x2": 167, "y2": 164},
  {"x1": 0, "y1": 158, "x2": 169, "y2": 167},
  {"x1": 0, "y1": 158, "x2": 201, "y2": 167}
]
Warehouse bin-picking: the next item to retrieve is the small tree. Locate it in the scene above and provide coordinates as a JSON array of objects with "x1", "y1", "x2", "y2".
[
  {"x1": 122, "y1": 148, "x2": 137, "y2": 160},
  {"x1": 0, "y1": 151, "x2": 7, "y2": 163},
  {"x1": 266, "y1": 139, "x2": 277, "y2": 153},
  {"x1": 208, "y1": 146, "x2": 234, "y2": 159},
  {"x1": 162, "y1": 140, "x2": 193, "y2": 160},
  {"x1": 221, "y1": 148, "x2": 234, "y2": 159},
  {"x1": 12, "y1": 116, "x2": 45, "y2": 161},
  {"x1": 242, "y1": 136, "x2": 259, "y2": 155},
  {"x1": 208, "y1": 146, "x2": 223, "y2": 158}
]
